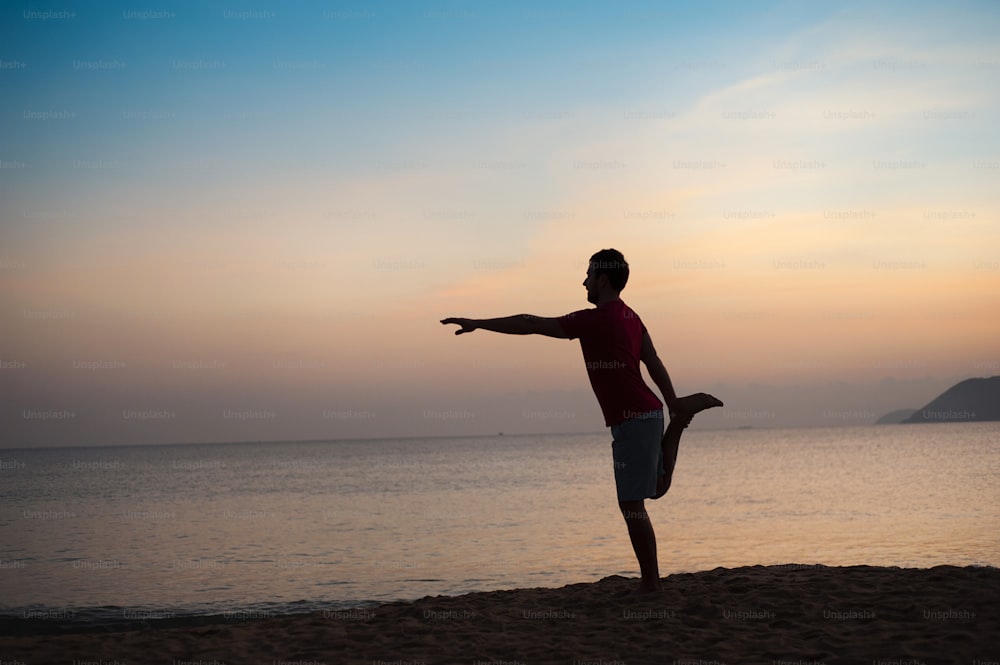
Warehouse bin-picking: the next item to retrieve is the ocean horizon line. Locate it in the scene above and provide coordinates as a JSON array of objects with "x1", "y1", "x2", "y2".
[{"x1": 2, "y1": 420, "x2": 992, "y2": 452}]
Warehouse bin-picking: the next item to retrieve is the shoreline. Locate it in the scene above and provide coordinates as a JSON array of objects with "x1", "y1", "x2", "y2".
[{"x1": 2, "y1": 564, "x2": 998, "y2": 664}]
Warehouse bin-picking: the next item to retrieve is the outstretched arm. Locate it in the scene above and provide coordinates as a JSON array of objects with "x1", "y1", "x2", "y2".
[
  {"x1": 441, "y1": 315, "x2": 569, "y2": 338},
  {"x1": 640, "y1": 331, "x2": 679, "y2": 411}
]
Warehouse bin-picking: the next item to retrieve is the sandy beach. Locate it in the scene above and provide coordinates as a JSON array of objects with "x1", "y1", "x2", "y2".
[{"x1": 3, "y1": 564, "x2": 998, "y2": 665}]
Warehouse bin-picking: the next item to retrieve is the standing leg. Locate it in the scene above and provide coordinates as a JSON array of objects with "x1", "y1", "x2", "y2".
[{"x1": 619, "y1": 499, "x2": 661, "y2": 593}]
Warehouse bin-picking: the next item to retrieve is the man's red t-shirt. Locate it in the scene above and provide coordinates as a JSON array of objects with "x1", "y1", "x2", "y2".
[{"x1": 557, "y1": 298, "x2": 663, "y2": 427}]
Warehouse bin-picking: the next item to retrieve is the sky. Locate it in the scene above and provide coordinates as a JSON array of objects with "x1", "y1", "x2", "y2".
[{"x1": 1, "y1": 0, "x2": 998, "y2": 448}]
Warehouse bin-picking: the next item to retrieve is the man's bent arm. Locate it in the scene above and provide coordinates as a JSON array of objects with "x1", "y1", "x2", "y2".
[
  {"x1": 441, "y1": 315, "x2": 569, "y2": 338},
  {"x1": 640, "y1": 331, "x2": 679, "y2": 409}
]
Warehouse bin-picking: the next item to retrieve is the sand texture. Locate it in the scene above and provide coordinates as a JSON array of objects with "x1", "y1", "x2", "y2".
[{"x1": 3, "y1": 564, "x2": 999, "y2": 665}]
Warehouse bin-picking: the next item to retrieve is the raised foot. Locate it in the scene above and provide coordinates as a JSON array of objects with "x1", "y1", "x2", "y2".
[{"x1": 670, "y1": 392, "x2": 723, "y2": 419}]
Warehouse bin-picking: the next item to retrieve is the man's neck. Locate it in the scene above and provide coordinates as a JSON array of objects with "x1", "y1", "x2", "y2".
[{"x1": 595, "y1": 293, "x2": 621, "y2": 307}]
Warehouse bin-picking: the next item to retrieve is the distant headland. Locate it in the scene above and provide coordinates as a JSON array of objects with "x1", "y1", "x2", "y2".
[{"x1": 877, "y1": 376, "x2": 1000, "y2": 424}]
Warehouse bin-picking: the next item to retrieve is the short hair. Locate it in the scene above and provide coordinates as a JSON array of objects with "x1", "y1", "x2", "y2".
[{"x1": 589, "y1": 248, "x2": 629, "y2": 291}]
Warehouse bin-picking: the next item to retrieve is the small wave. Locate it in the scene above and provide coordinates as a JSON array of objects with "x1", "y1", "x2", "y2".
[{"x1": 0, "y1": 599, "x2": 377, "y2": 636}]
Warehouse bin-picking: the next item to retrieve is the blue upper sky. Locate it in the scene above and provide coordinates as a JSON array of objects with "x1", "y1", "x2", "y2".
[{"x1": 2, "y1": 0, "x2": 999, "y2": 445}]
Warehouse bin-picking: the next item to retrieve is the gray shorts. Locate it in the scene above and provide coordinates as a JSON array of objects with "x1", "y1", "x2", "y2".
[{"x1": 611, "y1": 409, "x2": 664, "y2": 502}]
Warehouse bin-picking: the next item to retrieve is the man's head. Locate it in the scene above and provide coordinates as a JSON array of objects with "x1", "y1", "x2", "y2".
[{"x1": 584, "y1": 248, "x2": 629, "y2": 304}]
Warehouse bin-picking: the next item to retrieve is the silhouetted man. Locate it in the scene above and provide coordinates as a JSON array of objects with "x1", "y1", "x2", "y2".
[{"x1": 441, "y1": 248, "x2": 722, "y2": 593}]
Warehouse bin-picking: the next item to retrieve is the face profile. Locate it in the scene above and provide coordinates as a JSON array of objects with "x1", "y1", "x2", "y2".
[{"x1": 584, "y1": 265, "x2": 599, "y2": 304}]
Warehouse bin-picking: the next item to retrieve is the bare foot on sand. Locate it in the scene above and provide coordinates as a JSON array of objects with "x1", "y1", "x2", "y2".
[{"x1": 653, "y1": 393, "x2": 723, "y2": 499}]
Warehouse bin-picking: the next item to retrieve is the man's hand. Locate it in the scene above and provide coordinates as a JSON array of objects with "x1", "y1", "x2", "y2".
[{"x1": 440, "y1": 317, "x2": 478, "y2": 335}]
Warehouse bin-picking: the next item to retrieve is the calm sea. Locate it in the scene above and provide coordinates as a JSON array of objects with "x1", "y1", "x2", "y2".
[{"x1": 1, "y1": 423, "x2": 998, "y2": 629}]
